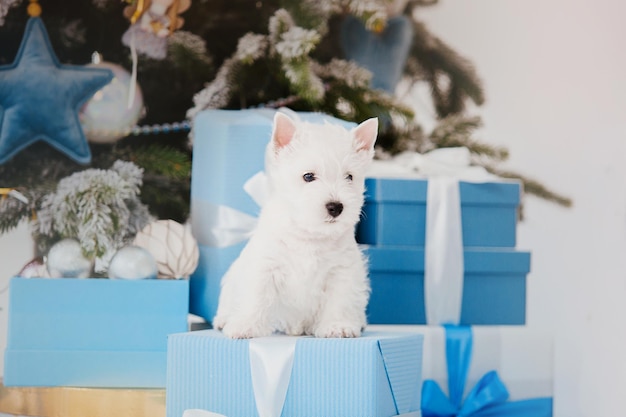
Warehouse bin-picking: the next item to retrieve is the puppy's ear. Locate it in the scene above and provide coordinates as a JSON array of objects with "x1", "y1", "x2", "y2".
[
  {"x1": 272, "y1": 112, "x2": 297, "y2": 150},
  {"x1": 352, "y1": 118, "x2": 378, "y2": 152}
]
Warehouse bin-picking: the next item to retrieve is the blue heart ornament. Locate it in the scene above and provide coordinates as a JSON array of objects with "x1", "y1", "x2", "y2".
[{"x1": 340, "y1": 15, "x2": 413, "y2": 93}]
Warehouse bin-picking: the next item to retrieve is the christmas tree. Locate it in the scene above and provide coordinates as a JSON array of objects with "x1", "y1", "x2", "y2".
[{"x1": 0, "y1": 0, "x2": 571, "y2": 261}]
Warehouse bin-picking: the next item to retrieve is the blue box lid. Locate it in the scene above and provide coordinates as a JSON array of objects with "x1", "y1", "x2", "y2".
[{"x1": 364, "y1": 178, "x2": 521, "y2": 206}]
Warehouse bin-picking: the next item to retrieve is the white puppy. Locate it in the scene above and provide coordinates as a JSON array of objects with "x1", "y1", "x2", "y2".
[{"x1": 213, "y1": 112, "x2": 378, "y2": 339}]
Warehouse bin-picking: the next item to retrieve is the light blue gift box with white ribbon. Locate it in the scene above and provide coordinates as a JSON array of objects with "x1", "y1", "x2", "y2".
[
  {"x1": 365, "y1": 247, "x2": 530, "y2": 325},
  {"x1": 166, "y1": 330, "x2": 423, "y2": 417},
  {"x1": 369, "y1": 325, "x2": 553, "y2": 417},
  {"x1": 357, "y1": 178, "x2": 521, "y2": 248},
  {"x1": 4, "y1": 277, "x2": 189, "y2": 388},
  {"x1": 189, "y1": 109, "x2": 355, "y2": 323}
]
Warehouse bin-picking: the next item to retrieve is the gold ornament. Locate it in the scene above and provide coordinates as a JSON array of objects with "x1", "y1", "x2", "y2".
[{"x1": 27, "y1": 0, "x2": 41, "y2": 17}]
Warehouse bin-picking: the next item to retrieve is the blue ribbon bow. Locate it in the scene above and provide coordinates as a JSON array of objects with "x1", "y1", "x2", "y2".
[{"x1": 421, "y1": 325, "x2": 553, "y2": 417}]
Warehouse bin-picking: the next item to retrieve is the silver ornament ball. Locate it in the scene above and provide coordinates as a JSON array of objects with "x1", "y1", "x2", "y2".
[
  {"x1": 46, "y1": 238, "x2": 93, "y2": 278},
  {"x1": 108, "y1": 245, "x2": 158, "y2": 280}
]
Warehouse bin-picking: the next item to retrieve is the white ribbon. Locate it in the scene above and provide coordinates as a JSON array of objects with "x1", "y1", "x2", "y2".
[
  {"x1": 183, "y1": 409, "x2": 224, "y2": 417},
  {"x1": 425, "y1": 176, "x2": 464, "y2": 326},
  {"x1": 182, "y1": 336, "x2": 298, "y2": 417},
  {"x1": 193, "y1": 171, "x2": 269, "y2": 248},
  {"x1": 368, "y1": 147, "x2": 497, "y2": 325},
  {"x1": 249, "y1": 336, "x2": 298, "y2": 417},
  {"x1": 128, "y1": 30, "x2": 139, "y2": 110}
]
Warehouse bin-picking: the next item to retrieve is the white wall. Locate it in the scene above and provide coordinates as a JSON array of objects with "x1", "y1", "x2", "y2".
[{"x1": 418, "y1": 1, "x2": 626, "y2": 416}]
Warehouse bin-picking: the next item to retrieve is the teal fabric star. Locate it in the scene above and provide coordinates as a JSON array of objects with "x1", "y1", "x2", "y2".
[{"x1": 0, "y1": 17, "x2": 113, "y2": 165}]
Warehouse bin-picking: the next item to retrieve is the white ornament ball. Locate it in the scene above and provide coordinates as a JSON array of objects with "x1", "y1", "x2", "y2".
[
  {"x1": 133, "y1": 220, "x2": 199, "y2": 279},
  {"x1": 108, "y1": 245, "x2": 158, "y2": 280},
  {"x1": 80, "y1": 61, "x2": 145, "y2": 144},
  {"x1": 46, "y1": 238, "x2": 93, "y2": 278}
]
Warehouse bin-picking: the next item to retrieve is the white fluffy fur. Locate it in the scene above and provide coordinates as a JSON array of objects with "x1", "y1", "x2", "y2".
[{"x1": 213, "y1": 113, "x2": 378, "y2": 339}]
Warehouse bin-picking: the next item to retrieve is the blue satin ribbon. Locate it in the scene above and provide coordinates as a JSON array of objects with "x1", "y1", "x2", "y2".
[{"x1": 421, "y1": 325, "x2": 553, "y2": 417}]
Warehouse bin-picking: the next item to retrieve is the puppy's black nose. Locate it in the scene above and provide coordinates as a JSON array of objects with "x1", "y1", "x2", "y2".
[{"x1": 326, "y1": 201, "x2": 343, "y2": 218}]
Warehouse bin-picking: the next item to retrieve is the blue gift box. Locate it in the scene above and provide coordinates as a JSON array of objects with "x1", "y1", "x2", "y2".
[
  {"x1": 365, "y1": 247, "x2": 530, "y2": 325},
  {"x1": 367, "y1": 325, "x2": 553, "y2": 416},
  {"x1": 4, "y1": 277, "x2": 189, "y2": 388},
  {"x1": 167, "y1": 330, "x2": 423, "y2": 417},
  {"x1": 189, "y1": 109, "x2": 355, "y2": 323},
  {"x1": 357, "y1": 178, "x2": 521, "y2": 247}
]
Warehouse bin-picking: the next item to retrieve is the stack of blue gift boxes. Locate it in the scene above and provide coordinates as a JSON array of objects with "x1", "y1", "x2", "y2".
[
  {"x1": 358, "y1": 178, "x2": 531, "y2": 325},
  {"x1": 172, "y1": 109, "x2": 553, "y2": 417},
  {"x1": 2, "y1": 109, "x2": 551, "y2": 416},
  {"x1": 355, "y1": 173, "x2": 554, "y2": 415}
]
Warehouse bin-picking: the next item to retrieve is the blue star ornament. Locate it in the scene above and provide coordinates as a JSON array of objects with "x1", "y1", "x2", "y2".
[{"x1": 0, "y1": 17, "x2": 113, "y2": 164}]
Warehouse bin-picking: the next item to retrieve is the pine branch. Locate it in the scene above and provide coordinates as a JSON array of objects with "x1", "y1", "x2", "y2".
[
  {"x1": 429, "y1": 115, "x2": 509, "y2": 161},
  {"x1": 377, "y1": 123, "x2": 428, "y2": 154},
  {"x1": 31, "y1": 161, "x2": 155, "y2": 271},
  {"x1": 167, "y1": 31, "x2": 214, "y2": 74},
  {"x1": 282, "y1": 59, "x2": 325, "y2": 105},
  {"x1": 123, "y1": 146, "x2": 192, "y2": 180},
  {"x1": 0, "y1": 193, "x2": 32, "y2": 234},
  {"x1": 486, "y1": 166, "x2": 573, "y2": 208},
  {"x1": 0, "y1": 143, "x2": 85, "y2": 189},
  {"x1": 282, "y1": 0, "x2": 330, "y2": 34},
  {"x1": 100, "y1": 146, "x2": 191, "y2": 221},
  {"x1": 405, "y1": 19, "x2": 485, "y2": 117},
  {"x1": 407, "y1": 0, "x2": 440, "y2": 8},
  {"x1": 140, "y1": 173, "x2": 191, "y2": 222}
]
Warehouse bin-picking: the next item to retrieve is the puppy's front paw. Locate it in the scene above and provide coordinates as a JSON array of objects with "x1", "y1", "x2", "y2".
[
  {"x1": 212, "y1": 315, "x2": 227, "y2": 330},
  {"x1": 314, "y1": 322, "x2": 362, "y2": 338},
  {"x1": 221, "y1": 320, "x2": 273, "y2": 339}
]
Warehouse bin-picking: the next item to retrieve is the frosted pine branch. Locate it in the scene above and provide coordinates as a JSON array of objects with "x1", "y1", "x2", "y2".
[
  {"x1": 269, "y1": 9, "x2": 295, "y2": 43},
  {"x1": 168, "y1": 31, "x2": 212, "y2": 62},
  {"x1": 276, "y1": 27, "x2": 320, "y2": 59},
  {"x1": 313, "y1": 59, "x2": 373, "y2": 89},
  {"x1": 0, "y1": 0, "x2": 22, "y2": 26},
  {"x1": 35, "y1": 161, "x2": 154, "y2": 272},
  {"x1": 187, "y1": 58, "x2": 235, "y2": 119},
  {"x1": 235, "y1": 33, "x2": 268, "y2": 64}
]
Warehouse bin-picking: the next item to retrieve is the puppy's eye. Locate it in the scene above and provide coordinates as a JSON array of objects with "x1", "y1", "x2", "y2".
[
  {"x1": 303, "y1": 172, "x2": 316, "y2": 182},
  {"x1": 345, "y1": 173, "x2": 353, "y2": 181}
]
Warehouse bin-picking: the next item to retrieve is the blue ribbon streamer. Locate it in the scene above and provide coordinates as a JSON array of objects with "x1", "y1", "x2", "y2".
[{"x1": 421, "y1": 325, "x2": 553, "y2": 417}]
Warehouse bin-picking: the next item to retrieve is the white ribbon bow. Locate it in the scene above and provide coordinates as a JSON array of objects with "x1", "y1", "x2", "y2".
[
  {"x1": 182, "y1": 336, "x2": 298, "y2": 417},
  {"x1": 369, "y1": 147, "x2": 498, "y2": 325},
  {"x1": 192, "y1": 171, "x2": 269, "y2": 248}
]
